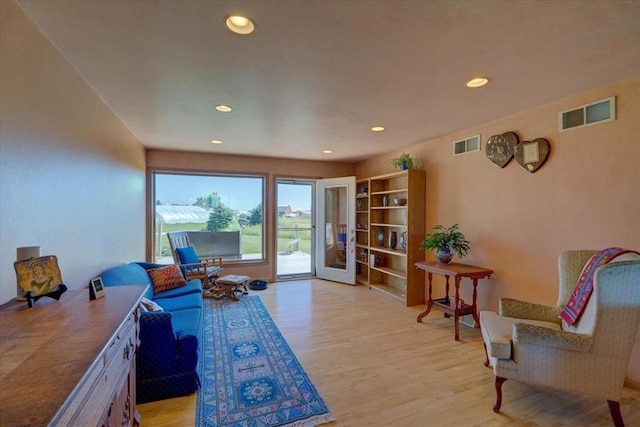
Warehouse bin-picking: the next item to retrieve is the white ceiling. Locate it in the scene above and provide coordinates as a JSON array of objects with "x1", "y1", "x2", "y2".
[{"x1": 17, "y1": 0, "x2": 640, "y2": 162}]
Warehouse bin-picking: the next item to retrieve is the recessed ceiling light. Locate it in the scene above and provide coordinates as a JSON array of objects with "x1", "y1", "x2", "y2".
[
  {"x1": 211, "y1": 140, "x2": 222, "y2": 144},
  {"x1": 371, "y1": 126, "x2": 385, "y2": 132},
  {"x1": 323, "y1": 150, "x2": 333, "y2": 154},
  {"x1": 466, "y1": 77, "x2": 489, "y2": 88},
  {"x1": 224, "y1": 14, "x2": 256, "y2": 35},
  {"x1": 215, "y1": 104, "x2": 232, "y2": 112}
]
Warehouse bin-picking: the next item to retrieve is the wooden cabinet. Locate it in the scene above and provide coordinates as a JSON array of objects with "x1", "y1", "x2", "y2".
[
  {"x1": 356, "y1": 170, "x2": 426, "y2": 306},
  {"x1": 0, "y1": 285, "x2": 145, "y2": 426}
]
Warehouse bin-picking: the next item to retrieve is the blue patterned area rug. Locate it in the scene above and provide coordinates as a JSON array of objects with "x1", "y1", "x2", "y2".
[{"x1": 196, "y1": 296, "x2": 335, "y2": 427}]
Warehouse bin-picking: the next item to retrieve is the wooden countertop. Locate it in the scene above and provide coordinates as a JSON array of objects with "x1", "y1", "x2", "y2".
[{"x1": 0, "y1": 285, "x2": 146, "y2": 425}]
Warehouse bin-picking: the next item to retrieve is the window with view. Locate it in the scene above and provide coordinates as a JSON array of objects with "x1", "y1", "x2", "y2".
[{"x1": 153, "y1": 172, "x2": 265, "y2": 263}]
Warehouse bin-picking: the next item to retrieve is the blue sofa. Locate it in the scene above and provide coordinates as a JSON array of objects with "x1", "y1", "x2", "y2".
[{"x1": 100, "y1": 262, "x2": 203, "y2": 403}]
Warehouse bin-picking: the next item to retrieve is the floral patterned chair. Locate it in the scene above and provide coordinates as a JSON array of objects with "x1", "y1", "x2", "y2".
[{"x1": 480, "y1": 250, "x2": 640, "y2": 426}]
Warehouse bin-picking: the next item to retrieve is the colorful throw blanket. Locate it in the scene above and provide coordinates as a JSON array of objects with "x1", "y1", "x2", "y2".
[{"x1": 560, "y1": 247, "x2": 640, "y2": 326}]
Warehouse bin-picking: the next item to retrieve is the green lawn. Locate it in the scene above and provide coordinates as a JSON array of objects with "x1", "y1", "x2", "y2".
[
  {"x1": 157, "y1": 216, "x2": 313, "y2": 258},
  {"x1": 276, "y1": 216, "x2": 312, "y2": 253}
]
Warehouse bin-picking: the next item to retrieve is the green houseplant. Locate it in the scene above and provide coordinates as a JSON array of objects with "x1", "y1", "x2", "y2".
[
  {"x1": 389, "y1": 152, "x2": 418, "y2": 170},
  {"x1": 419, "y1": 224, "x2": 470, "y2": 264}
]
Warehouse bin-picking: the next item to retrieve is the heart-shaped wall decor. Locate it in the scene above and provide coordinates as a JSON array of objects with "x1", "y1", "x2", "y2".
[
  {"x1": 485, "y1": 132, "x2": 519, "y2": 168},
  {"x1": 514, "y1": 138, "x2": 551, "y2": 173}
]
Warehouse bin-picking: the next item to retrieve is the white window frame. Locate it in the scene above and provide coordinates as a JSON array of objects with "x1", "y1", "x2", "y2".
[
  {"x1": 559, "y1": 96, "x2": 616, "y2": 132},
  {"x1": 453, "y1": 134, "x2": 481, "y2": 156},
  {"x1": 151, "y1": 170, "x2": 266, "y2": 264}
]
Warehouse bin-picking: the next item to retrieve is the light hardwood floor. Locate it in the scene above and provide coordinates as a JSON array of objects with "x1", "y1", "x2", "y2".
[{"x1": 138, "y1": 279, "x2": 640, "y2": 426}]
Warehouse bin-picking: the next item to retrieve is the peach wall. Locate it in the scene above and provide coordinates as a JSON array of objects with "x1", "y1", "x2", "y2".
[
  {"x1": 356, "y1": 76, "x2": 640, "y2": 382},
  {"x1": 145, "y1": 150, "x2": 354, "y2": 281},
  {"x1": 0, "y1": 1, "x2": 146, "y2": 304}
]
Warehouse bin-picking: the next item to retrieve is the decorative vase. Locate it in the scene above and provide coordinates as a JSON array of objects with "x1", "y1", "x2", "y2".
[
  {"x1": 389, "y1": 231, "x2": 397, "y2": 249},
  {"x1": 399, "y1": 231, "x2": 407, "y2": 251},
  {"x1": 435, "y1": 248, "x2": 453, "y2": 264}
]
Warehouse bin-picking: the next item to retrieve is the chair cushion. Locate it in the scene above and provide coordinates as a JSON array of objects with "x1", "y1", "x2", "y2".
[
  {"x1": 176, "y1": 246, "x2": 200, "y2": 264},
  {"x1": 171, "y1": 308, "x2": 202, "y2": 343},
  {"x1": 153, "y1": 279, "x2": 202, "y2": 300},
  {"x1": 154, "y1": 291, "x2": 202, "y2": 312},
  {"x1": 147, "y1": 264, "x2": 187, "y2": 294},
  {"x1": 480, "y1": 311, "x2": 561, "y2": 360}
]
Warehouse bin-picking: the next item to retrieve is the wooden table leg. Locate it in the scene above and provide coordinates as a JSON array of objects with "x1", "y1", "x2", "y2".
[
  {"x1": 443, "y1": 275, "x2": 451, "y2": 318},
  {"x1": 471, "y1": 278, "x2": 480, "y2": 327},
  {"x1": 211, "y1": 283, "x2": 239, "y2": 301},
  {"x1": 454, "y1": 276, "x2": 461, "y2": 341},
  {"x1": 445, "y1": 275, "x2": 450, "y2": 301},
  {"x1": 417, "y1": 272, "x2": 433, "y2": 322}
]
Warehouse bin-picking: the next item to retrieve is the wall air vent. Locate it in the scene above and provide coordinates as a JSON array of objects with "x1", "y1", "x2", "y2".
[
  {"x1": 453, "y1": 135, "x2": 480, "y2": 156},
  {"x1": 559, "y1": 96, "x2": 615, "y2": 132}
]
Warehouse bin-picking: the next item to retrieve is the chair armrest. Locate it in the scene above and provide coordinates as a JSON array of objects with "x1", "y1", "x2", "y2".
[
  {"x1": 201, "y1": 257, "x2": 223, "y2": 269},
  {"x1": 138, "y1": 311, "x2": 178, "y2": 378},
  {"x1": 181, "y1": 258, "x2": 222, "y2": 270},
  {"x1": 499, "y1": 298, "x2": 561, "y2": 324},
  {"x1": 179, "y1": 261, "x2": 204, "y2": 268},
  {"x1": 139, "y1": 311, "x2": 176, "y2": 340},
  {"x1": 180, "y1": 262, "x2": 210, "y2": 275},
  {"x1": 514, "y1": 323, "x2": 593, "y2": 352}
]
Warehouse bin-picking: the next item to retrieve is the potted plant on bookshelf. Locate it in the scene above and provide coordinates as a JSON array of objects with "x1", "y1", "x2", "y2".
[
  {"x1": 389, "y1": 152, "x2": 418, "y2": 170},
  {"x1": 419, "y1": 224, "x2": 470, "y2": 264}
]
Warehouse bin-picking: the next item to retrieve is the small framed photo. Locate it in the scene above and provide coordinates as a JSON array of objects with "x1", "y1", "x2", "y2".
[{"x1": 90, "y1": 276, "x2": 105, "y2": 300}]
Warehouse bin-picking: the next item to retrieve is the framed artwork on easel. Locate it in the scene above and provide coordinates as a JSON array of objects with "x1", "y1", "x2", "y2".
[{"x1": 14, "y1": 255, "x2": 67, "y2": 308}]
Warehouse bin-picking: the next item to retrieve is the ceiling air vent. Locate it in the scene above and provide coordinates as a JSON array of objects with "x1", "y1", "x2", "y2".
[
  {"x1": 453, "y1": 135, "x2": 480, "y2": 156},
  {"x1": 559, "y1": 96, "x2": 615, "y2": 132}
]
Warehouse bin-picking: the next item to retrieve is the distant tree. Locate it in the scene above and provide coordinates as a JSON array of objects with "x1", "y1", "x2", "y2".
[
  {"x1": 156, "y1": 200, "x2": 163, "y2": 205},
  {"x1": 195, "y1": 193, "x2": 221, "y2": 209},
  {"x1": 206, "y1": 202, "x2": 234, "y2": 231},
  {"x1": 248, "y1": 203, "x2": 262, "y2": 226}
]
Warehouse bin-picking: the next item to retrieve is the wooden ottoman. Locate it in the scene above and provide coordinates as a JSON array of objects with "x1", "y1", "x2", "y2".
[{"x1": 206, "y1": 275, "x2": 250, "y2": 300}]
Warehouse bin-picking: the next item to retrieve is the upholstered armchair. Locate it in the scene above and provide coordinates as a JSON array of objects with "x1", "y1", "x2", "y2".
[{"x1": 480, "y1": 250, "x2": 640, "y2": 426}]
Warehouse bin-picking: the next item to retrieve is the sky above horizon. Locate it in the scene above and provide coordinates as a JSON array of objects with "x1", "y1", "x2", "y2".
[{"x1": 155, "y1": 174, "x2": 313, "y2": 211}]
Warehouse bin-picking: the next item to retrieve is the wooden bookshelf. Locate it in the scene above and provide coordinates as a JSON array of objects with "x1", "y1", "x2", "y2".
[{"x1": 355, "y1": 170, "x2": 425, "y2": 306}]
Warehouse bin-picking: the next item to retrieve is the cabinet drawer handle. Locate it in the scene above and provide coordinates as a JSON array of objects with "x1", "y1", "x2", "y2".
[
  {"x1": 122, "y1": 338, "x2": 135, "y2": 360},
  {"x1": 122, "y1": 394, "x2": 131, "y2": 424}
]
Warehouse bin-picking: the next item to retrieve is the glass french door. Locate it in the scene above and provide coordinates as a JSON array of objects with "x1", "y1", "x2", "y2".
[
  {"x1": 315, "y1": 177, "x2": 356, "y2": 285},
  {"x1": 275, "y1": 179, "x2": 315, "y2": 279}
]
